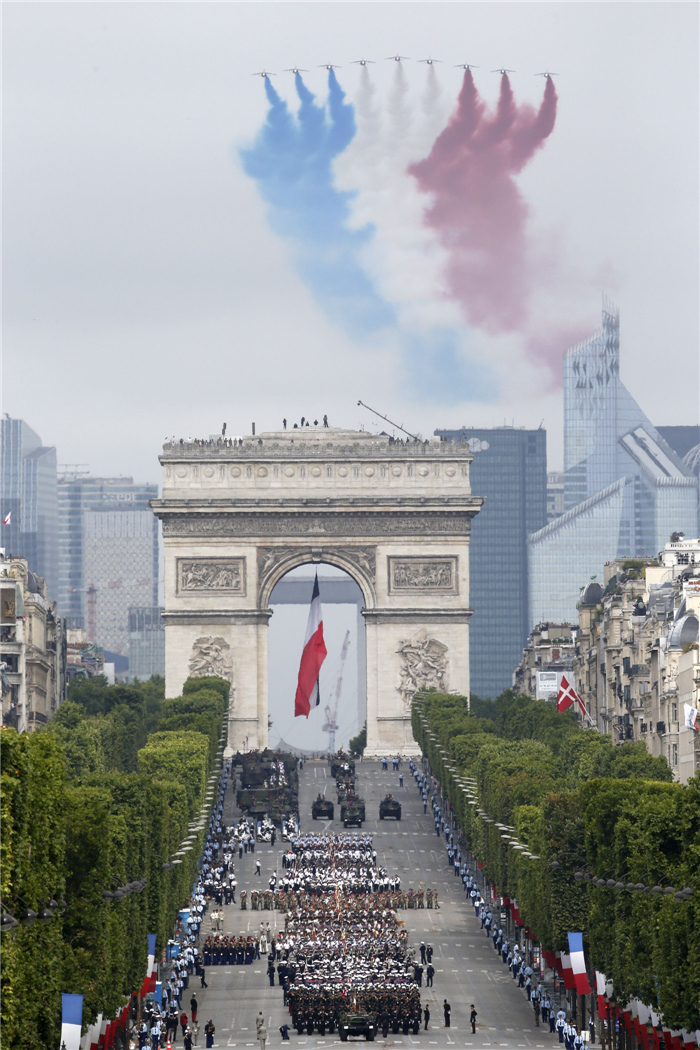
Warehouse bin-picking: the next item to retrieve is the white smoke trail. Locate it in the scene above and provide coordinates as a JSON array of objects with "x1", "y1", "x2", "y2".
[{"x1": 335, "y1": 66, "x2": 460, "y2": 336}]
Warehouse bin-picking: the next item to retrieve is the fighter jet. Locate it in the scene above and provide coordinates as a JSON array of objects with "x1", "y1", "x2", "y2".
[
  {"x1": 455, "y1": 63, "x2": 479, "y2": 70},
  {"x1": 535, "y1": 70, "x2": 559, "y2": 79},
  {"x1": 252, "y1": 70, "x2": 275, "y2": 78},
  {"x1": 285, "y1": 67, "x2": 308, "y2": 75},
  {"x1": 386, "y1": 54, "x2": 410, "y2": 62},
  {"x1": 418, "y1": 57, "x2": 441, "y2": 65},
  {"x1": 351, "y1": 58, "x2": 374, "y2": 66},
  {"x1": 318, "y1": 63, "x2": 341, "y2": 70},
  {"x1": 491, "y1": 68, "x2": 516, "y2": 75}
]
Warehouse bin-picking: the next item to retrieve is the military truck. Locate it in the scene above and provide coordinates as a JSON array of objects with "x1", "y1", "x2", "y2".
[
  {"x1": 338, "y1": 1013, "x2": 377, "y2": 1042},
  {"x1": 379, "y1": 795, "x2": 401, "y2": 820},
  {"x1": 336, "y1": 775, "x2": 357, "y2": 801},
  {"x1": 342, "y1": 798, "x2": 364, "y2": 827},
  {"x1": 311, "y1": 794, "x2": 334, "y2": 820},
  {"x1": 340, "y1": 796, "x2": 366, "y2": 822},
  {"x1": 330, "y1": 752, "x2": 356, "y2": 779}
]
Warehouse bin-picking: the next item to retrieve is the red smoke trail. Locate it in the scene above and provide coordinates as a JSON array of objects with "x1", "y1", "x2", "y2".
[{"x1": 409, "y1": 72, "x2": 558, "y2": 338}]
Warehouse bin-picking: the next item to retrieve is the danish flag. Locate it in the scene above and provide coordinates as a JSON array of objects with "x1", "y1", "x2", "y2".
[
  {"x1": 557, "y1": 675, "x2": 587, "y2": 718},
  {"x1": 294, "y1": 574, "x2": 327, "y2": 718}
]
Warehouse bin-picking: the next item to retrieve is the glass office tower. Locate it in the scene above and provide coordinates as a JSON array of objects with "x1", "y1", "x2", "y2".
[
  {"x1": 528, "y1": 303, "x2": 698, "y2": 627},
  {"x1": 434, "y1": 426, "x2": 547, "y2": 699},
  {"x1": 58, "y1": 475, "x2": 159, "y2": 657},
  {"x1": 0, "y1": 416, "x2": 58, "y2": 598}
]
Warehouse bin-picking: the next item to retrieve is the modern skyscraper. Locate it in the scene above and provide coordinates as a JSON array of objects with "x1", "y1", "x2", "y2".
[
  {"x1": 57, "y1": 474, "x2": 159, "y2": 658},
  {"x1": 434, "y1": 426, "x2": 547, "y2": 698},
  {"x1": 128, "y1": 606, "x2": 165, "y2": 680},
  {"x1": 528, "y1": 303, "x2": 698, "y2": 626},
  {"x1": 0, "y1": 416, "x2": 58, "y2": 598}
]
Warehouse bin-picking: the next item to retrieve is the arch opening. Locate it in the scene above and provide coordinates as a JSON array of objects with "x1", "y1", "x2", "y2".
[{"x1": 267, "y1": 562, "x2": 366, "y2": 755}]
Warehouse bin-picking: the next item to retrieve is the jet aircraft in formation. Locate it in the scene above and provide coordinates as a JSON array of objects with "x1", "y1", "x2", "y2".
[{"x1": 253, "y1": 63, "x2": 556, "y2": 78}]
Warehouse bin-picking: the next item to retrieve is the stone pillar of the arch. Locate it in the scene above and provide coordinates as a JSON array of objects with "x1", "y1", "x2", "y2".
[
  {"x1": 362, "y1": 610, "x2": 471, "y2": 759},
  {"x1": 164, "y1": 611, "x2": 271, "y2": 755}
]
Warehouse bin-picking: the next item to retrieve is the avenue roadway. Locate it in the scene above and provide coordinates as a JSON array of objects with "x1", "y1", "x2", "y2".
[{"x1": 191, "y1": 760, "x2": 557, "y2": 1049}]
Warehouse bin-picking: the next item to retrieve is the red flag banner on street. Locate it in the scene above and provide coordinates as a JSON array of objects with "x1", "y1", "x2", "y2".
[
  {"x1": 558, "y1": 951, "x2": 576, "y2": 990},
  {"x1": 557, "y1": 674, "x2": 578, "y2": 713},
  {"x1": 294, "y1": 574, "x2": 327, "y2": 718}
]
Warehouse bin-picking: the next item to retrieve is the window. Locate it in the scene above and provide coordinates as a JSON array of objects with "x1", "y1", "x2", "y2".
[
  {"x1": 671, "y1": 703, "x2": 677, "y2": 723},
  {"x1": 672, "y1": 744, "x2": 678, "y2": 767}
]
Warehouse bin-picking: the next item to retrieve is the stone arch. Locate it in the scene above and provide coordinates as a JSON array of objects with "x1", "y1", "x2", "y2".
[
  {"x1": 258, "y1": 546, "x2": 376, "y2": 611},
  {"x1": 153, "y1": 427, "x2": 482, "y2": 756}
]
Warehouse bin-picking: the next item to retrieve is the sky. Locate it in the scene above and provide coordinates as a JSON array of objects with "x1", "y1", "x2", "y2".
[{"x1": 3, "y1": 1, "x2": 699, "y2": 483}]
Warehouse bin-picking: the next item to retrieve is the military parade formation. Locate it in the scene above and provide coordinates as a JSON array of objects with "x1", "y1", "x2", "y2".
[
  {"x1": 280, "y1": 834, "x2": 423, "y2": 1037},
  {"x1": 134, "y1": 748, "x2": 588, "y2": 1048}
]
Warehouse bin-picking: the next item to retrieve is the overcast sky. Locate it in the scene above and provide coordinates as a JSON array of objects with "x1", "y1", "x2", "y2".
[{"x1": 3, "y1": 1, "x2": 698, "y2": 482}]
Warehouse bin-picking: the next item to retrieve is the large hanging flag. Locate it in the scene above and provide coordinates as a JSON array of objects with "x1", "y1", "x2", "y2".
[
  {"x1": 294, "y1": 574, "x2": 327, "y2": 718},
  {"x1": 60, "y1": 994, "x2": 83, "y2": 1050},
  {"x1": 684, "y1": 704, "x2": 698, "y2": 731},
  {"x1": 567, "y1": 932, "x2": 592, "y2": 994}
]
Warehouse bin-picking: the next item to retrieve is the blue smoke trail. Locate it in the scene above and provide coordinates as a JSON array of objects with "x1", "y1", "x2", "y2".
[
  {"x1": 403, "y1": 328, "x2": 497, "y2": 404},
  {"x1": 240, "y1": 72, "x2": 497, "y2": 404},
  {"x1": 240, "y1": 72, "x2": 395, "y2": 337}
]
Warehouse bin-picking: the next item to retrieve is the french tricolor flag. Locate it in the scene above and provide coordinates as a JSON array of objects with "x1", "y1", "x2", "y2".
[
  {"x1": 61, "y1": 994, "x2": 83, "y2": 1050},
  {"x1": 294, "y1": 574, "x2": 327, "y2": 719},
  {"x1": 568, "y1": 932, "x2": 592, "y2": 994}
]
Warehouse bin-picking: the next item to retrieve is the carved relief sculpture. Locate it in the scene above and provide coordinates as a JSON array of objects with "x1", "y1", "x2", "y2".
[
  {"x1": 189, "y1": 636, "x2": 234, "y2": 685},
  {"x1": 177, "y1": 558, "x2": 245, "y2": 594},
  {"x1": 396, "y1": 630, "x2": 449, "y2": 705},
  {"x1": 389, "y1": 557, "x2": 457, "y2": 594}
]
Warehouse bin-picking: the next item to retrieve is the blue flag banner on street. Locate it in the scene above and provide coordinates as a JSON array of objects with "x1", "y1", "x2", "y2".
[
  {"x1": 147, "y1": 933, "x2": 157, "y2": 956},
  {"x1": 567, "y1": 932, "x2": 592, "y2": 994},
  {"x1": 61, "y1": 993, "x2": 83, "y2": 1050}
]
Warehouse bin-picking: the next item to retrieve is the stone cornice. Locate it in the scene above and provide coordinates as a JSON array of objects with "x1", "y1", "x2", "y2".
[
  {"x1": 162, "y1": 610, "x2": 273, "y2": 625},
  {"x1": 363, "y1": 608, "x2": 473, "y2": 624}
]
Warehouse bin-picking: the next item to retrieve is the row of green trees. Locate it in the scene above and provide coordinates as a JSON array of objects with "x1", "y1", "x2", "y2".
[
  {"x1": 412, "y1": 691, "x2": 700, "y2": 1029},
  {"x1": 1, "y1": 674, "x2": 229, "y2": 1049}
]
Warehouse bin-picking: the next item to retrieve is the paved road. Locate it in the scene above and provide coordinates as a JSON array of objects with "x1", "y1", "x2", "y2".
[{"x1": 189, "y1": 760, "x2": 559, "y2": 1050}]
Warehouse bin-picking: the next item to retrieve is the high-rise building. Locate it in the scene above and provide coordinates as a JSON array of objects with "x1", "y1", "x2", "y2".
[
  {"x1": 128, "y1": 606, "x2": 165, "y2": 680},
  {"x1": 546, "y1": 472, "x2": 565, "y2": 524},
  {"x1": 57, "y1": 475, "x2": 159, "y2": 658},
  {"x1": 0, "y1": 416, "x2": 58, "y2": 598},
  {"x1": 434, "y1": 426, "x2": 547, "y2": 698},
  {"x1": 528, "y1": 303, "x2": 698, "y2": 626}
]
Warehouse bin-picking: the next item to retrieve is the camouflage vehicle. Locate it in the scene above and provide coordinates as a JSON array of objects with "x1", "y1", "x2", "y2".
[
  {"x1": 338, "y1": 1013, "x2": 377, "y2": 1042},
  {"x1": 379, "y1": 795, "x2": 401, "y2": 821},
  {"x1": 340, "y1": 795, "x2": 366, "y2": 822},
  {"x1": 336, "y1": 774, "x2": 356, "y2": 801},
  {"x1": 342, "y1": 798, "x2": 364, "y2": 828},
  {"x1": 330, "y1": 751, "x2": 355, "y2": 779},
  {"x1": 311, "y1": 794, "x2": 334, "y2": 820}
]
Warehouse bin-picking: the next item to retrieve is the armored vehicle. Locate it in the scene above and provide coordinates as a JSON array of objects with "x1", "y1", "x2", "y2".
[
  {"x1": 338, "y1": 1013, "x2": 377, "y2": 1042},
  {"x1": 340, "y1": 796, "x2": 366, "y2": 822},
  {"x1": 330, "y1": 752, "x2": 356, "y2": 779},
  {"x1": 379, "y1": 795, "x2": 401, "y2": 820},
  {"x1": 342, "y1": 798, "x2": 364, "y2": 827},
  {"x1": 311, "y1": 794, "x2": 334, "y2": 821}
]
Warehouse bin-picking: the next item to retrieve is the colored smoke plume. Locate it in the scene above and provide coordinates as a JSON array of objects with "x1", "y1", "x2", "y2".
[
  {"x1": 242, "y1": 70, "x2": 497, "y2": 403},
  {"x1": 409, "y1": 72, "x2": 558, "y2": 337},
  {"x1": 240, "y1": 72, "x2": 394, "y2": 336}
]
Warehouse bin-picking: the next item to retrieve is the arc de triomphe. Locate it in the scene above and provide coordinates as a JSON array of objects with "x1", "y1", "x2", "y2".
[{"x1": 151, "y1": 429, "x2": 482, "y2": 757}]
